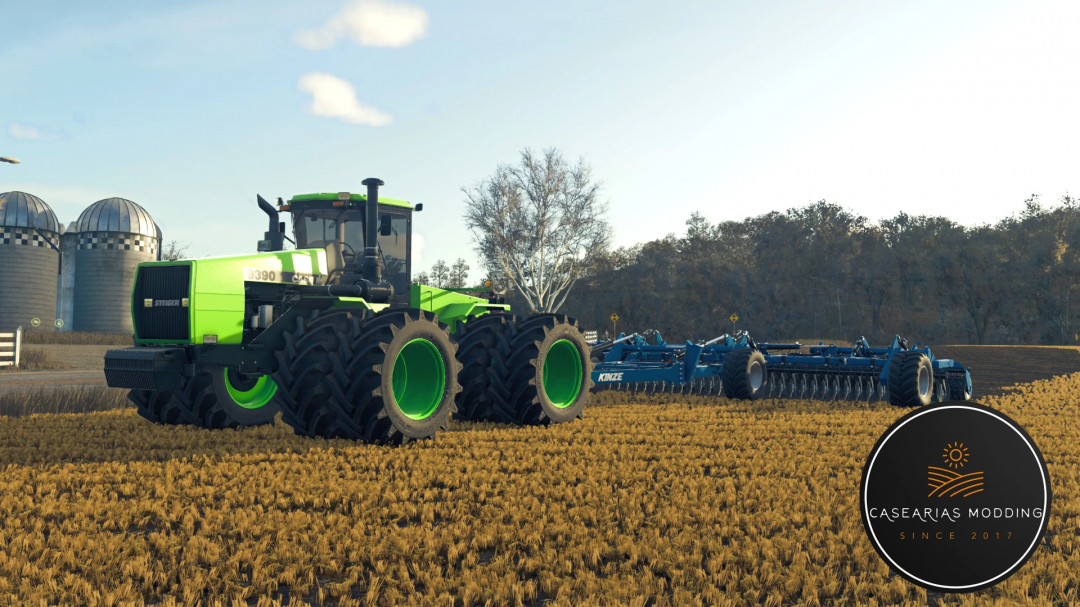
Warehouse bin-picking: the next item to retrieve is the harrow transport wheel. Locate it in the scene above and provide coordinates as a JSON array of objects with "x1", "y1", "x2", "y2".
[
  {"x1": 491, "y1": 314, "x2": 593, "y2": 426},
  {"x1": 721, "y1": 349, "x2": 768, "y2": 400},
  {"x1": 887, "y1": 351, "x2": 933, "y2": 408},
  {"x1": 273, "y1": 307, "x2": 462, "y2": 444},
  {"x1": 453, "y1": 312, "x2": 514, "y2": 421},
  {"x1": 947, "y1": 371, "x2": 973, "y2": 401},
  {"x1": 130, "y1": 389, "x2": 187, "y2": 425},
  {"x1": 209, "y1": 367, "x2": 281, "y2": 426}
]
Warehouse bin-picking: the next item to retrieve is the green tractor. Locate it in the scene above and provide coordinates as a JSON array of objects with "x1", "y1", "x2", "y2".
[{"x1": 104, "y1": 178, "x2": 593, "y2": 444}]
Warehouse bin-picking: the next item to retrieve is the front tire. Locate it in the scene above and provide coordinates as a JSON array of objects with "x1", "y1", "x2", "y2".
[
  {"x1": 209, "y1": 367, "x2": 281, "y2": 426},
  {"x1": 272, "y1": 307, "x2": 462, "y2": 444},
  {"x1": 176, "y1": 368, "x2": 279, "y2": 428},
  {"x1": 130, "y1": 389, "x2": 186, "y2": 425}
]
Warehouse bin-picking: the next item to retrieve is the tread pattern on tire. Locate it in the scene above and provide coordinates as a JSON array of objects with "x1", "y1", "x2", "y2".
[
  {"x1": 131, "y1": 368, "x2": 268, "y2": 429},
  {"x1": 273, "y1": 307, "x2": 462, "y2": 444},
  {"x1": 272, "y1": 307, "x2": 368, "y2": 438},
  {"x1": 129, "y1": 389, "x2": 185, "y2": 425},
  {"x1": 453, "y1": 312, "x2": 514, "y2": 421},
  {"x1": 175, "y1": 370, "x2": 241, "y2": 429},
  {"x1": 887, "y1": 350, "x2": 931, "y2": 408},
  {"x1": 721, "y1": 348, "x2": 761, "y2": 400},
  {"x1": 489, "y1": 313, "x2": 593, "y2": 426}
]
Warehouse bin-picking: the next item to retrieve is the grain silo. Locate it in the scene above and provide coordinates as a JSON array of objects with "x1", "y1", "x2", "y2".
[
  {"x1": 72, "y1": 198, "x2": 160, "y2": 334},
  {"x1": 0, "y1": 192, "x2": 61, "y2": 333}
]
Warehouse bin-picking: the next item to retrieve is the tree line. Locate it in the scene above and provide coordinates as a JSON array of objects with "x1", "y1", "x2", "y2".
[
  {"x1": 557, "y1": 195, "x2": 1080, "y2": 346},
  {"x1": 451, "y1": 147, "x2": 1077, "y2": 346}
]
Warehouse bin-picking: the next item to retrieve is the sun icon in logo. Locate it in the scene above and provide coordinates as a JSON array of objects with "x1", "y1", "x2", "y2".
[{"x1": 943, "y1": 442, "x2": 969, "y2": 469}]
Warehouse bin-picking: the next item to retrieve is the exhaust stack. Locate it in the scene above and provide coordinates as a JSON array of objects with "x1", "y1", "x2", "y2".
[
  {"x1": 256, "y1": 194, "x2": 284, "y2": 252},
  {"x1": 360, "y1": 178, "x2": 384, "y2": 283}
]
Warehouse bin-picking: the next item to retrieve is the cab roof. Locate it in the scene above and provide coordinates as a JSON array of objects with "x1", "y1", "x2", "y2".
[{"x1": 288, "y1": 192, "x2": 414, "y2": 209}]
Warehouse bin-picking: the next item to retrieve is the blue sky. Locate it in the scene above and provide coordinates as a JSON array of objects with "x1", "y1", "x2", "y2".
[{"x1": 3, "y1": 0, "x2": 1079, "y2": 276}]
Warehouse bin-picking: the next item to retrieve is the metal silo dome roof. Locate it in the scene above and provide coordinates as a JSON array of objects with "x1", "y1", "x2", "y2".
[
  {"x1": 77, "y1": 197, "x2": 158, "y2": 237},
  {"x1": 0, "y1": 191, "x2": 60, "y2": 232}
]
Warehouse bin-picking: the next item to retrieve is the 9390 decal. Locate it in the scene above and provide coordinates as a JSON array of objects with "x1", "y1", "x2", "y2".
[
  {"x1": 243, "y1": 267, "x2": 317, "y2": 285},
  {"x1": 244, "y1": 267, "x2": 277, "y2": 282}
]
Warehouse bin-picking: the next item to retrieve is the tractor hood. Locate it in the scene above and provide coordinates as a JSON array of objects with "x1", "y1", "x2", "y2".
[{"x1": 130, "y1": 249, "x2": 328, "y2": 346}]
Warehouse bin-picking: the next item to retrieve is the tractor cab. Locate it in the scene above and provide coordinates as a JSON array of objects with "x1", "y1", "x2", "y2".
[{"x1": 275, "y1": 190, "x2": 417, "y2": 307}]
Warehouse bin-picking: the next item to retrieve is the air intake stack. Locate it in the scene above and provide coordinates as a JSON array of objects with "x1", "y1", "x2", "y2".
[{"x1": 360, "y1": 177, "x2": 383, "y2": 284}]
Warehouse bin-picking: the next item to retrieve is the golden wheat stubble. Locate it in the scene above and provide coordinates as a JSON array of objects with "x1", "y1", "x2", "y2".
[{"x1": 0, "y1": 376, "x2": 1076, "y2": 605}]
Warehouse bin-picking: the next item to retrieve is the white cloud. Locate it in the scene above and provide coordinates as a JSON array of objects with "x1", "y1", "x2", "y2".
[
  {"x1": 411, "y1": 231, "x2": 425, "y2": 265},
  {"x1": 8, "y1": 122, "x2": 65, "y2": 141},
  {"x1": 294, "y1": 0, "x2": 429, "y2": 50},
  {"x1": 297, "y1": 72, "x2": 394, "y2": 126}
]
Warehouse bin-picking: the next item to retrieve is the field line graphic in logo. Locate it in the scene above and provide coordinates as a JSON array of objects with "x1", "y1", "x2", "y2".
[
  {"x1": 927, "y1": 443, "x2": 984, "y2": 497},
  {"x1": 860, "y1": 402, "x2": 1051, "y2": 593}
]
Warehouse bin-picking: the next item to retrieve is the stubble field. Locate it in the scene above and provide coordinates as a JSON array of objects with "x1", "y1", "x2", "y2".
[{"x1": 1, "y1": 349, "x2": 1079, "y2": 606}]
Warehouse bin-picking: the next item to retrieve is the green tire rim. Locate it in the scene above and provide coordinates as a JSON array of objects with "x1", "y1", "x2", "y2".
[
  {"x1": 392, "y1": 338, "x2": 446, "y2": 421},
  {"x1": 224, "y1": 371, "x2": 278, "y2": 410},
  {"x1": 542, "y1": 339, "x2": 583, "y2": 408}
]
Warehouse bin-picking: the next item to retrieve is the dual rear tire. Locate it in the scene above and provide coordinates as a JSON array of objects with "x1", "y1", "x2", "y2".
[
  {"x1": 487, "y1": 314, "x2": 593, "y2": 426},
  {"x1": 130, "y1": 366, "x2": 280, "y2": 429}
]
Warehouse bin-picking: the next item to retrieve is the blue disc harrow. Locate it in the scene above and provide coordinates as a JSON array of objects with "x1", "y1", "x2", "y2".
[{"x1": 589, "y1": 331, "x2": 972, "y2": 407}]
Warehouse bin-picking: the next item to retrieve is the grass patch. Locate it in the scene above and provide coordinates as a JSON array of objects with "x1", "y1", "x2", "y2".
[
  {"x1": 0, "y1": 347, "x2": 71, "y2": 372},
  {"x1": 0, "y1": 385, "x2": 130, "y2": 417},
  {"x1": 18, "y1": 330, "x2": 132, "y2": 345}
]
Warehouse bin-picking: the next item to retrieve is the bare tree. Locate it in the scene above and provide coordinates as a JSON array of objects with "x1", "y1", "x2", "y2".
[
  {"x1": 159, "y1": 240, "x2": 191, "y2": 261},
  {"x1": 463, "y1": 147, "x2": 611, "y2": 313}
]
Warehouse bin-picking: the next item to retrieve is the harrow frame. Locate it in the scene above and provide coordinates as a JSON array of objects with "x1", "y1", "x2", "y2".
[{"x1": 589, "y1": 331, "x2": 972, "y2": 406}]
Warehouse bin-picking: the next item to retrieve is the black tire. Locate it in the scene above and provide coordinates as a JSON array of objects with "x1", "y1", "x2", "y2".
[
  {"x1": 490, "y1": 314, "x2": 593, "y2": 426},
  {"x1": 453, "y1": 312, "x2": 514, "y2": 421},
  {"x1": 171, "y1": 368, "x2": 277, "y2": 429},
  {"x1": 272, "y1": 307, "x2": 462, "y2": 444},
  {"x1": 887, "y1": 350, "x2": 933, "y2": 408},
  {"x1": 129, "y1": 389, "x2": 186, "y2": 425},
  {"x1": 209, "y1": 367, "x2": 281, "y2": 426},
  {"x1": 947, "y1": 371, "x2": 973, "y2": 401},
  {"x1": 721, "y1": 349, "x2": 768, "y2": 400}
]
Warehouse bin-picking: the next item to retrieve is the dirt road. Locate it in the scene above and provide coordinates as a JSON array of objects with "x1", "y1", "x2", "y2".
[{"x1": 0, "y1": 345, "x2": 111, "y2": 392}]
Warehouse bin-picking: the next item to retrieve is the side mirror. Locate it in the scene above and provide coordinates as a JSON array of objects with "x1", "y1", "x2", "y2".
[
  {"x1": 380, "y1": 215, "x2": 393, "y2": 236},
  {"x1": 414, "y1": 203, "x2": 423, "y2": 212}
]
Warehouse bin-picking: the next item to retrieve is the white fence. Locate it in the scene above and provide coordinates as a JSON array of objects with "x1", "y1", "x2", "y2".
[{"x1": 0, "y1": 327, "x2": 22, "y2": 368}]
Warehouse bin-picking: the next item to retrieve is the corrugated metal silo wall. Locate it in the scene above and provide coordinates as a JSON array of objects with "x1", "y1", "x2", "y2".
[
  {"x1": 72, "y1": 231, "x2": 158, "y2": 334},
  {"x1": 0, "y1": 227, "x2": 59, "y2": 332}
]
